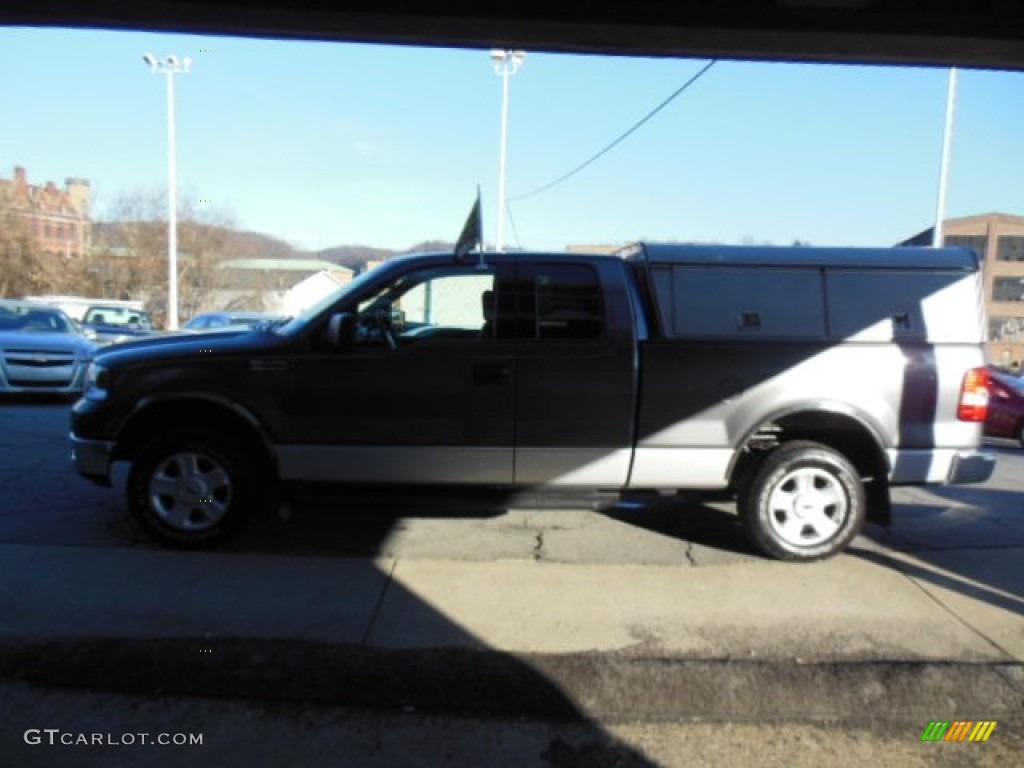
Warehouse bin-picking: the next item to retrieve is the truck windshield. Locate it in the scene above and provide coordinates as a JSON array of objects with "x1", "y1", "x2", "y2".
[{"x1": 274, "y1": 266, "x2": 390, "y2": 337}]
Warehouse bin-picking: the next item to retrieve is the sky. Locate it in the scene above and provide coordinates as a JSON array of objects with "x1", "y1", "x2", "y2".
[{"x1": 1, "y1": 25, "x2": 1023, "y2": 253}]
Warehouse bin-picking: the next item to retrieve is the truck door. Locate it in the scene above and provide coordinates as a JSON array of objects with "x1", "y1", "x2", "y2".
[
  {"x1": 278, "y1": 261, "x2": 516, "y2": 485},
  {"x1": 512, "y1": 260, "x2": 638, "y2": 487}
]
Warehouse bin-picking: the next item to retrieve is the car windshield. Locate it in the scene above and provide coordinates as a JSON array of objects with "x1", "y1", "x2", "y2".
[
  {"x1": 84, "y1": 307, "x2": 152, "y2": 329},
  {"x1": 0, "y1": 306, "x2": 75, "y2": 333}
]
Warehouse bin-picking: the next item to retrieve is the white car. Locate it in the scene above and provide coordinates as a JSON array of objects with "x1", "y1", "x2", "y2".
[{"x1": 0, "y1": 300, "x2": 98, "y2": 396}]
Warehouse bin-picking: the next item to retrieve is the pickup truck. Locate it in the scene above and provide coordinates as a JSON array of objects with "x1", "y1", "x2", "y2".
[{"x1": 70, "y1": 243, "x2": 995, "y2": 560}]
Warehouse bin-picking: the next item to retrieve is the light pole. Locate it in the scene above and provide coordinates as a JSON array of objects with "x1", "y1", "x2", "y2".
[
  {"x1": 143, "y1": 52, "x2": 192, "y2": 330},
  {"x1": 933, "y1": 67, "x2": 958, "y2": 248},
  {"x1": 491, "y1": 49, "x2": 526, "y2": 253}
]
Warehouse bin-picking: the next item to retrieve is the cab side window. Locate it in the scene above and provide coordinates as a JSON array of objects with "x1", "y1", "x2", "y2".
[
  {"x1": 518, "y1": 264, "x2": 604, "y2": 340},
  {"x1": 356, "y1": 268, "x2": 497, "y2": 344}
]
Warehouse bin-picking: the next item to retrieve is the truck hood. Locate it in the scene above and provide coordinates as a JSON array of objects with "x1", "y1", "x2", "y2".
[{"x1": 94, "y1": 328, "x2": 283, "y2": 367}]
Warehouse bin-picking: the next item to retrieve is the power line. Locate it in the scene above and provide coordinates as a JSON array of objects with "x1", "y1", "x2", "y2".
[
  {"x1": 509, "y1": 59, "x2": 717, "y2": 203},
  {"x1": 505, "y1": 201, "x2": 524, "y2": 251}
]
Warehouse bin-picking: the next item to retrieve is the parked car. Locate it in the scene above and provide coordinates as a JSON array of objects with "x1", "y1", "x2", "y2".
[
  {"x1": 984, "y1": 367, "x2": 1024, "y2": 447},
  {"x1": 0, "y1": 300, "x2": 97, "y2": 396},
  {"x1": 182, "y1": 312, "x2": 286, "y2": 332},
  {"x1": 81, "y1": 305, "x2": 157, "y2": 346}
]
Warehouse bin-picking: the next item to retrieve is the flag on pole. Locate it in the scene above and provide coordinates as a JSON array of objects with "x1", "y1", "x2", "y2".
[{"x1": 454, "y1": 188, "x2": 483, "y2": 261}]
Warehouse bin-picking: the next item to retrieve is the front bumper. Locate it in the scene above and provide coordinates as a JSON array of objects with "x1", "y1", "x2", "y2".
[{"x1": 70, "y1": 434, "x2": 115, "y2": 486}]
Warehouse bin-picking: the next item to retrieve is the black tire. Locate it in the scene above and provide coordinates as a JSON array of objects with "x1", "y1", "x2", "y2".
[
  {"x1": 1017, "y1": 421, "x2": 1024, "y2": 450},
  {"x1": 127, "y1": 429, "x2": 259, "y2": 547},
  {"x1": 738, "y1": 441, "x2": 866, "y2": 562}
]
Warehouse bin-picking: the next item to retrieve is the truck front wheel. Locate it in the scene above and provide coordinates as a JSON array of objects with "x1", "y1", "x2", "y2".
[
  {"x1": 739, "y1": 441, "x2": 866, "y2": 562},
  {"x1": 127, "y1": 430, "x2": 257, "y2": 546}
]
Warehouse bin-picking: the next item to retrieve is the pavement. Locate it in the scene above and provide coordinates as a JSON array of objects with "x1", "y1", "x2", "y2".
[
  {"x1": 1, "y1": 532, "x2": 1022, "y2": 723},
  {"x1": 0, "y1": 402, "x2": 1020, "y2": 724}
]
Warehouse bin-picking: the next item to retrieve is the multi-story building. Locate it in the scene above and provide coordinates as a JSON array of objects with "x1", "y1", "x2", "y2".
[
  {"x1": 0, "y1": 165, "x2": 91, "y2": 258},
  {"x1": 901, "y1": 213, "x2": 1024, "y2": 368}
]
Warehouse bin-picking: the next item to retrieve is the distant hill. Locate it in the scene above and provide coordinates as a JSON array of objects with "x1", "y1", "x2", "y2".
[
  {"x1": 316, "y1": 240, "x2": 455, "y2": 271},
  {"x1": 315, "y1": 245, "x2": 395, "y2": 270},
  {"x1": 92, "y1": 221, "x2": 455, "y2": 272},
  {"x1": 92, "y1": 221, "x2": 299, "y2": 261}
]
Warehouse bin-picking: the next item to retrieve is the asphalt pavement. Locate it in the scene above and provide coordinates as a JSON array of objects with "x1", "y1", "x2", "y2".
[{"x1": 0, "y1": 401, "x2": 1021, "y2": 730}]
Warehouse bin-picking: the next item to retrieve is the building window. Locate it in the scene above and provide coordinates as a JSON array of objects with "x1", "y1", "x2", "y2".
[
  {"x1": 990, "y1": 316, "x2": 1024, "y2": 342},
  {"x1": 996, "y1": 235, "x2": 1024, "y2": 262},
  {"x1": 993, "y1": 277, "x2": 1024, "y2": 302},
  {"x1": 944, "y1": 234, "x2": 987, "y2": 259}
]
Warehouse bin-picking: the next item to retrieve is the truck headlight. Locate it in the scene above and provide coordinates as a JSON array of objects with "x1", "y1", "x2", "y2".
[{"x1": 85, "y1": 362, "x2": 111, "y2": 401}]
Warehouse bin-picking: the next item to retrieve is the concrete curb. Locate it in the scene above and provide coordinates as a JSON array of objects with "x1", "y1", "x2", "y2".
[{"x1": 2, "y1": 639, "x2": 1022, "y2": 721}]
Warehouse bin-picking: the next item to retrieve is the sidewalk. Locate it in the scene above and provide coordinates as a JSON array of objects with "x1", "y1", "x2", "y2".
[{"x1": 1, "y1": 542, "x2": 1021, "y2": 720}]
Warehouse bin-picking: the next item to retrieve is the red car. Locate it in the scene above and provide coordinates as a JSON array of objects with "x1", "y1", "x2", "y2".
[{"x1": 985, "y1": 367, "x2": 1024, "y2": 447}]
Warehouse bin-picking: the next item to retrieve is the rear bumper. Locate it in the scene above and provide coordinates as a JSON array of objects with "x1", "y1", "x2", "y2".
[
  {"x1": 946, "y1": 451, "x2": 997, "y2": 485},
  {"x1": 887, "y1": 448, "x2": 996, "y2": 486},
  {"x1": 70, "y1": 434, "x2": 114, "y2": 486}
]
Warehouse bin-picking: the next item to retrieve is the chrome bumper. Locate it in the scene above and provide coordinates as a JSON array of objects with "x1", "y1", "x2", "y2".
[
  {"x1": 70, "y1": 434, "x2": 115, "y2": 486},
  {"x1": 946, "y1": 451, "x2": 997, "y2": 485}
]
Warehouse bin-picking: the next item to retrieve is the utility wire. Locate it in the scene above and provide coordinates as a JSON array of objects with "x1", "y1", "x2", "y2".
[
  {"x1": 509, "y1": 59, "x2": 717, "y2": 203},
  {"x1": 505, "y1": 202, "x2": 524, "y2": 251}
]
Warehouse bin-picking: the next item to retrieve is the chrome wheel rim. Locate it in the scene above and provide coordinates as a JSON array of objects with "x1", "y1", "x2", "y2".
[
  {"x1": 147, "y1": 451, "x2": 232, "y2": 532},
  {"x1": 767, "y1": 467, "x2": 847, "y2": 547}
]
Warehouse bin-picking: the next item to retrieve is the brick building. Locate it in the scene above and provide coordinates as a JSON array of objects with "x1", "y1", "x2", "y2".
[
  {"x1": 901, "y1": 213, "x2": 1024, "y2": 367},
  {"x1": 0, "y1": 165, "x2": 91, "y2": 258}
]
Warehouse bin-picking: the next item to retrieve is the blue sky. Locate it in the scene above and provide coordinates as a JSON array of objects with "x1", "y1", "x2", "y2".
[{"x1": 2, "y1": 25, "x2": 1023, "y2": 252}]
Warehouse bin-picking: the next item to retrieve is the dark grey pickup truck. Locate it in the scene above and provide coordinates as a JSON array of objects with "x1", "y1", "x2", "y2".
[{"x1": 70, "y1": 243, "x2": 995, "y2": 560}]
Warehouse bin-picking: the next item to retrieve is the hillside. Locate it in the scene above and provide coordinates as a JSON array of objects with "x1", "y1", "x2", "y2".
[{"x1": 92, "y1": 221, "x2": 454, "y2": 271}]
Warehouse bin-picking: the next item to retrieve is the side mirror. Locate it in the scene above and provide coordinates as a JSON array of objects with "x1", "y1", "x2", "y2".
[{"x1": 326, "y1": 312, "x2": 357, "y2": 350}]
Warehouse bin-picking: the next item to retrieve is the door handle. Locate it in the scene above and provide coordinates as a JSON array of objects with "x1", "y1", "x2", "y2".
[{"x1": 473, "y1": 363, "x2": 511, "y2": 387}]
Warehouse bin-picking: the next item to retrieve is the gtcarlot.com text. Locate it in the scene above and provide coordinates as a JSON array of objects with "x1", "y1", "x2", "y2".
[{"x1": 24, "y1": 729, "x2": 202, "y2": 747}]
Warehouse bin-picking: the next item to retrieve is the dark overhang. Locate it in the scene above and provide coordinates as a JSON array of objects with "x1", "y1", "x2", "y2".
[{"x1": 3, "y1": 1, "x2": 1024, "y2": 70}]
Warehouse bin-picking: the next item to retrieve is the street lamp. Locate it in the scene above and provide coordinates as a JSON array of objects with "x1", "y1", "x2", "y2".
[
  {"x1": 933, "y1": 67, "x2": 958, "y2": 248},
  {"x1": 491, "y1": 49, "x2": 526, "y2": 253},
  {"x1": 143, "y1": 52, "x2": 192, "y2": 330}
]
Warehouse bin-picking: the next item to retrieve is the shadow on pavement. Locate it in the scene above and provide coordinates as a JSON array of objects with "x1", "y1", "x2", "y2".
[
  {"x1": 850, "y1": 546, "x2": 1023, "y2": 615},
  {"x1": 854, "y1": 470, "x2": 1023, "y2": 620},
  {"x1": 0, "y1": 406, "x2": 658, "y2": 766},
  {"x1": 601, "y1": 496, "x2": 759, "y2": 558}
]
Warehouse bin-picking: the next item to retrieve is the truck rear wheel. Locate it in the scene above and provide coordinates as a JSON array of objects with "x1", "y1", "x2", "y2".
[
  {"x1": 739, "y1": 441, "x2": 865, "y2": 562},
  {"x1": 127, "y1": 429, "x2": 258, "y2": 546}
]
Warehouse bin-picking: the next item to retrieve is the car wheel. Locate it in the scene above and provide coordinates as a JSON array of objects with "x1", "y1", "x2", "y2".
[
  {"x1": 127, "y1": 430, "x2": 257, "y2": 546},
  {"x1": 739, "y1": 441, "x2": 866, "y2": 562},
  {"x1": 1018, "y1": 422, "x2": 1024, "y2": 450}
]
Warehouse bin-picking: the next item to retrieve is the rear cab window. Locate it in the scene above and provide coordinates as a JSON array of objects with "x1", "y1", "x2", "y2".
[{"x1": 515, "y1": 263, "x2": 605, "y2": 340}]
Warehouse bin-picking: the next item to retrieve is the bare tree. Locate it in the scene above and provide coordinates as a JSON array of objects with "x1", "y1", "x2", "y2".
[{"x1": 92, "y1": 187, "x2": 238, "y2": 325}]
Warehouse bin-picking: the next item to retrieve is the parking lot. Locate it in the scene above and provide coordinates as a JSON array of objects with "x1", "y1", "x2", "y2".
[
  {"x1": 1, "y1": 396, "x2": 1023, "y2": 766},
  {"x1": 2, "y1": 397, "x2": 1023, "y2": 563}
]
